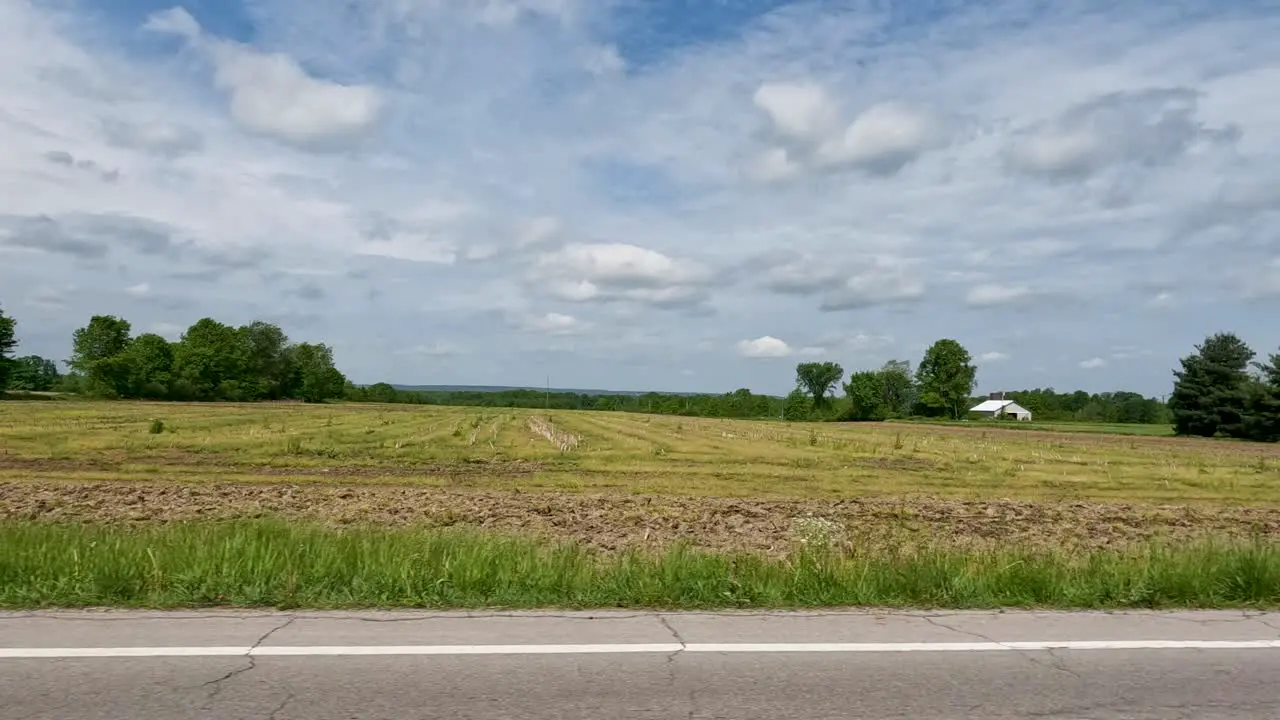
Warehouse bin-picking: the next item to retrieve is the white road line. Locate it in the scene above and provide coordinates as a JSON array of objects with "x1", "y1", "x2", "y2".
[{"x1": 3, "y1": 640, "x2": 1280, "y2": 659}]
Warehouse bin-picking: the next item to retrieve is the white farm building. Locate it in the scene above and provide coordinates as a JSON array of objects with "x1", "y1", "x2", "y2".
[{"x1": 969, "y1": 392, "x2": 1033, "y2": 421}]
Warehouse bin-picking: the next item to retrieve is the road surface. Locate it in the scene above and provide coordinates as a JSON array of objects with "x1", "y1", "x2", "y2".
[{"x1": 2, "y1": 609, "x2": 1279, "y2": 719}]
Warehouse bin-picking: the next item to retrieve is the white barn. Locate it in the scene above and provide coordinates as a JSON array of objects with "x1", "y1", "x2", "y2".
[{"x1": 969, "y1": 392, "x2": 1033, "y2": 421}]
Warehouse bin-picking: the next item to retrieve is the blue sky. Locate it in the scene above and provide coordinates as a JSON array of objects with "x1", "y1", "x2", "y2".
[{"x1": 2, "y1": 0, "x2": 1279, "y2": 396}]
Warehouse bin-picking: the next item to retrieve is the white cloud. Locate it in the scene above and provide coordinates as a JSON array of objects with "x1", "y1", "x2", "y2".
[
  {"x1": 737, "y1": 336, "x2": 793, "y2": 359},
  {"x1": 124, "y1": 282, "x2": 150, "y2": 297},
  {"x1": 520, "y1": 311, "x2": 586, "y2": 335},
  {"x1": 753, "y1": 81, "x2": 838, "y2": 142},
  {"x1": 752, "y1": 86, "x2": 939, "y2": 177},
  {"x1": 141, "y1": 6, "x2": 201, "y2": 40},
  {"x1": 1079, "y1": 357, "x2": 1108, "y2": 369},
  {"x1": 533, "y1": 243, "x2": 712, "y2": 308},
  {"x1": 980, "y1": 351, "x2": 1009, "y2": 362},
  {"x1": 965, "y1": 284, "x2": 1032, "y2": 308},
  {"x1": 144, "y1": 7, "x2": 383, "y2": 148},
  {"x1": 817, "y1": 102, "x2": 942, "y2": 174}
]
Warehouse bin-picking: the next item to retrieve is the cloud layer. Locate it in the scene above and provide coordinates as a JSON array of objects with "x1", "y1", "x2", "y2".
[{"x1": 2, "y1": 0, "x2": 1279, "y2": 395}]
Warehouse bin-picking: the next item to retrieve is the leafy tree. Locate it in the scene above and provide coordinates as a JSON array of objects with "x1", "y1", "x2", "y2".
[
  {"x1": 795, "y1": 361, "x2": 844, "y2": 409},
  {"x1": 0, "y1": 305, "x2": 15, "y2": 391},
  {"x1": 8, "y1": 356, "x2": 60, "y2": 391},
  {"x1": 878, "y1": 359, "x2": 915, "y2": 418},
  {"x1": 364, "y1": 382, "x2": 399, "y2": 404},
  {"x1": 1169, "y1": 332, "x2": 1255, "y2": 438},
  {"x1": 291, "y1": 342, "x2": 346, "y2": 403},
  {"x1": 843, "y1": 370, "x2": 887, "y2": 421},
  {"x1": 68, "y1": 315, "x2": 133, "y2": 397},
  {"x1": 915, "y1": 339, "x2": 977, "y2": 419},
  {"x1": 782, "y1": 388, "x2": 812, "y2": 421},
  {"x1": 121, "y1": 334, "x2": 174, "y2": 399},
  {"x1": 239, "y1": 321, "x2": 296, "y2": 400},
  {"x1": 172, "y1": 318, "x2": 250, "y2": 400}
]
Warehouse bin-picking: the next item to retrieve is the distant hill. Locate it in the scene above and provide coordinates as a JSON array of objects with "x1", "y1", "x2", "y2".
[{"x1": 389, "y1": 384, "x2": 706, "y2": 397}]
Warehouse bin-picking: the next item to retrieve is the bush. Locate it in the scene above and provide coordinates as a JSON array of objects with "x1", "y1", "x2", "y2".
[{"x1": 148, "y1": 419, "x2": 165, "y2": 435}]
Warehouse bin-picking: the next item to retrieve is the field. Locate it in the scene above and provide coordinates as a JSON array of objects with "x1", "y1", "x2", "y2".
[
  {"x1": 894, "y1": 418, "x2": 1176, "y2": 437},
  {"x1": 2, "y1": 401, "x2": 1279, "y2": 608}
]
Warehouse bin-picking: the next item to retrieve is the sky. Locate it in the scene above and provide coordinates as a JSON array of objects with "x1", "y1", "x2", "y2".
[{"x1": 2, "y1": 0, "x2": 1279, "y2": 397}]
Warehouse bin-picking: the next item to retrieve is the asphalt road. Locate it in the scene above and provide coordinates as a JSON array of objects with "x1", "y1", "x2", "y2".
[{"x1": 2, "y1": 609, "x2": 1279, "y2": 719}]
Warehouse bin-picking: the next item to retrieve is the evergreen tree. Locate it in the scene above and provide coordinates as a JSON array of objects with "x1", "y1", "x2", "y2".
[
  {"x1": 0, "y1": 305, "x2": 16, "y2": 391},
  {"x1": 1169, "y1": 332, "x2": 1255, "y2": 438}
]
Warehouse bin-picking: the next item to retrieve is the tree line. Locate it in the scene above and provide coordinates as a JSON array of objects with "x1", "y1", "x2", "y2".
[
  {"x1": 0, "y1": 305, "x2": 346, "y2": 403},
  {"x1": 5, "y1": 302, "x2": 1276, "y2": 441},
  {"x1": 785, "y1": 338, "x2": 1171, "y2": 425},
  {"x1": 343, "y1": 383, "x2": 786, "y2": 418},
  {"x1": 786, "y1": 338, "x2": 983, "y2": 421}
]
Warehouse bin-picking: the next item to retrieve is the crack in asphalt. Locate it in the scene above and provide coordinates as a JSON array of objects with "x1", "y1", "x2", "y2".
[
  {"x1": 919, "y1": 614, "x2": 1085, "y2": 683},
  {"x1": 1255, "y1": 616, "x2": 1280, "y2": 636},
  {"x1": 653, "y1": 615, "x2": 697, "y2": 718},
  {"x1": 657, "y1": 614, "x2": 687, "y2": 664},
  {"x1": 266, "y1": 689, "x2": 296, "y2": 720},
  {"x1": 200, "y1": 616, "x2": 297, "y2": 704}
]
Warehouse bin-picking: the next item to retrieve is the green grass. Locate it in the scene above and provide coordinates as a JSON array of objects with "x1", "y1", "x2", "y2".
[{"x1": 2, "y1": 521, "x2": 1277, "y2": 609}]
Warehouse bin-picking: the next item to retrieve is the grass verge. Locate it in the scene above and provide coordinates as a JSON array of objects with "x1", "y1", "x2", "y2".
[{"x1": 2, "y1": 521, "x2": 1278, "y2": 610}]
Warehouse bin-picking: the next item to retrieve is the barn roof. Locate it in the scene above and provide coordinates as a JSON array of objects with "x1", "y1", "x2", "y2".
[{"x1": 970, "y1": 399, "x2": 1014, "y2": 412}]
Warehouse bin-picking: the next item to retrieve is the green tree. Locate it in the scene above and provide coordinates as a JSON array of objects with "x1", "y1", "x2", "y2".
[
  {"x1": 1243, "y1": 350, "x2": 1280, "y2": 443},
  {"x1": 364, "y1": 382, "x2": 399, "y2": 403},
  {"x1": 843, "y1": 370, "x2": 887, "y2": 421},
  {"x1": 172, "y1": 318, "x2": 250, "y2": 400},
  {"x1": 239, "y1": 321, "x2": 296, "y2": 400},
  {"x1": 8, "y1": 356, "x2": 60, "y2": 391},
  {"x1": 1169, "y1": 332, "x2": 1255, "y2": 438},
  {"x1": 121, "y1": 334, "x2": 174, "y2": 399},
  {"x1": 782, "y1": 388, "x2": 812, "y2": 421},
  {"x1": 68, "y1": 315, "x2": 133, "y2": 397},
  {"x1": 795, "y1": 361, "x2": 844, "y2": 409},
  {"x1": 0, "y1": 305, "x2": 16, "y2": 391},
  {"x1": 878, "y1": 359, "x2": 916, "y2": 417},
  {"x1": 291, "y1": 342, "x2": 346, "y2": 403},
  {"x1": 916, "y1": 339, "x2": 977, "y2": 419}
]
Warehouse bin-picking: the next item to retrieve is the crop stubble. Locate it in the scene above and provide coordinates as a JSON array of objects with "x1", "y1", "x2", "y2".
[{"x1": 4, "y1": 481, "x2": 1279, "y2": 556}]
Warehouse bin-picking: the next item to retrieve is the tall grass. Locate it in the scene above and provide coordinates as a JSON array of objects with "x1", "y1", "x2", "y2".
[{"x1": 1, "y1": 521, "x2": 1277, "y2": 609}]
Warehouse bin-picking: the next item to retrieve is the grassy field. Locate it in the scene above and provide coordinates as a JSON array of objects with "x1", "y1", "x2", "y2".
[
  {"x1": 2, "y1": 400, "x2": 1279, "y2": 609},
  {"x1": 2, "y1": 401, "x2": 1277, "y2": 503}
]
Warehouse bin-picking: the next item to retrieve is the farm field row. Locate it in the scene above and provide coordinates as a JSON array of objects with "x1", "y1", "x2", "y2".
[{"x1": 1, "y1": 401, "x2": 1277, "y2": 504}]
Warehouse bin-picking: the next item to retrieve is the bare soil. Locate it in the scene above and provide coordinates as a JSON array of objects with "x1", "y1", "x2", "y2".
[{"x1": 4, "y1": 481, "x2": 1277, "y2": 555}]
